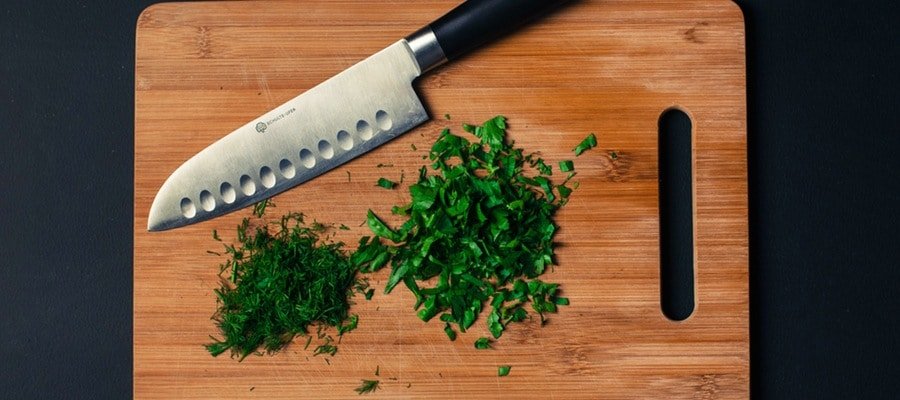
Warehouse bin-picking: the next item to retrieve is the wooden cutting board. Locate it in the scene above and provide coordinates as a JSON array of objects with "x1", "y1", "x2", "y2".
[{"x1": 134, "y1": 0, "x2": 747, "y2": 398}]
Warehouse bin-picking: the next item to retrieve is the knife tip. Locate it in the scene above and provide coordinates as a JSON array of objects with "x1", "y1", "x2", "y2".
[
  {"x1": 146, "y1": 214, "x2": 166, "y2": 232},
  {"x1": 147, "y1": 221, "x2": 163, "y2": 232},
  {"x1": 147, "y1": 192, "x2": 177, "y2": 232}
]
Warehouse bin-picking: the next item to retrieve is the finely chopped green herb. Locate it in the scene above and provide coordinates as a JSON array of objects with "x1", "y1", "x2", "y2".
[
  {"x1": 474, "y1": 337, "x2": 492, "y2": 349},
  {"x1": 498, "y1": 365, "x2": 511, "y2": 377},
  {"x1": 205, "y1": 212, "x2": 360, "y2": 360},
  {"x1": 313, "y1": 341, "x2": 338, "y2": 357},
  {"x1": 354, "y1": 380, "x2": 380, "y2": 395},
  {"x1": 252, "y1": 199, "x2": 273, "y2": 217},
  {"x1": 352, "y1": 116, "x2": 572, "y2": 341}
]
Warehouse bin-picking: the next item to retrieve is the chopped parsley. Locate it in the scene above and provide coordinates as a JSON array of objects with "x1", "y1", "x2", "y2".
[
  {"x1": 444, "y1": 323, "x2": 457, "y2": 341},
  {"x1": 353, "y1": 116, "x2": 572, "y2": 341},
  {"x1": 474, "y1": 337, "x2": 492, "y2": 349},
  {"x1": 573, "y1": 133, "x2": 597, "y2": 156},
  {"x1": 498, "y1": 365, "x2": 511, "y2": 377},
  {"x1": 376, "y1": 177, "x2": 397, "y2": 189},
  {"x1": 534, "y1": 158, "x2": 552, "y2": 175}
]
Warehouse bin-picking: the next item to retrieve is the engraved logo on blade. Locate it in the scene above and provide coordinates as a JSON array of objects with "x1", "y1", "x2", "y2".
[{"x1": 255, "y1": 107, "x2": 297, "y2": 134}]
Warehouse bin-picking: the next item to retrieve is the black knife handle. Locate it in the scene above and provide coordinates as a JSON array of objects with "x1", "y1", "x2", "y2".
[{"x1": 430, "y1": 0, "x2": 570, "y2": 61}]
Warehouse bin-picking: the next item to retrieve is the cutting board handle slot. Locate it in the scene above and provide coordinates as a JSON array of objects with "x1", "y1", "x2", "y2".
[{"x1": 658, "y1": 108, "x2": 696, "y2": 321}]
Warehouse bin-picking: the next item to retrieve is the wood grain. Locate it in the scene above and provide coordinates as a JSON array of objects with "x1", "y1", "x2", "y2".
[{"x1": 134, "y1": 0, "x2": 747, "y2": 398}]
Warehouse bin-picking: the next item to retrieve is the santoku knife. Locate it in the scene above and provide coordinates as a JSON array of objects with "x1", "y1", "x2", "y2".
[{"x1": 148, "y1": 0, "x2": 569, "y2": 231}]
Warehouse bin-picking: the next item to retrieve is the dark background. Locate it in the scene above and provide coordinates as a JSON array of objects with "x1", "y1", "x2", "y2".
[{"x1": 1, "y1": 0, "x2": 898, "y2": 398}]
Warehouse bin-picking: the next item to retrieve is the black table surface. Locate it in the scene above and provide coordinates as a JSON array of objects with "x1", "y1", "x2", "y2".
[{"x1": 1, "y1": 0, "x2": 898, "y2": 398}]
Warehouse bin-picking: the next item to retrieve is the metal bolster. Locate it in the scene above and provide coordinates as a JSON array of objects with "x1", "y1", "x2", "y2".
[{"x1": 405, "y1": 27, "x2": 448, "y2": 74}]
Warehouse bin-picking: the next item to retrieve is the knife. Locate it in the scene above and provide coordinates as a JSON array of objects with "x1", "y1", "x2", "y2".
[{"x1": 148, "y1": 0, "x2": 569, "y2": 231}]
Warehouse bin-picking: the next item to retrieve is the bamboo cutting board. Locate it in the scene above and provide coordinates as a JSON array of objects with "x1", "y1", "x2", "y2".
[{"x1": 134, "y1": 0, "x2": 747, "y2": 398}]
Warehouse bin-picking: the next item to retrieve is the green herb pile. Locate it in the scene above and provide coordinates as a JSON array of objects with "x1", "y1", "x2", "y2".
[
  {"x1": 352, "y1": 116, "x2": 574, "y2": 342},
  {"x1": 206, "y1": 212, "x2": 361, "y2": 360}
]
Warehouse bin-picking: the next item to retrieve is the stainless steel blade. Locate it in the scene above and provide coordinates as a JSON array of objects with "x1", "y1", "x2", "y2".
[{"x1": 148, "y1": 40, "x2": 426, "y2": 231}]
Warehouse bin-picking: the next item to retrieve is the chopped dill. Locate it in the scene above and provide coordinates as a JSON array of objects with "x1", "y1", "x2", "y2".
[
  {"x1": 252, "y1": 199, "x2": 273, "y2": 217},
  {"x1": 205, "y1": 212, "x2": 360, "y2": 360},
  {"x1": 354, "y1": 379, "x2": 379, "y2": 395}
]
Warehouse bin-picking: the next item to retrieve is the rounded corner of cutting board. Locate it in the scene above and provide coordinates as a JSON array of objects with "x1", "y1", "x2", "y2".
[{"x1": 722, "y1": 0, "x2": 748, "y2": 23}]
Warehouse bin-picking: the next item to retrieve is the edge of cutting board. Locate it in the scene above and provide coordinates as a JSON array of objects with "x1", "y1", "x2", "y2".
[{"x1": 134, "y1": 1, "x2": 747, "y2": 398}]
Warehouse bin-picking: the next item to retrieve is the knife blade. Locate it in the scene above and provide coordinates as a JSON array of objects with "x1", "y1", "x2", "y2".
[{"x1": 148, "y1": 0, "x2": 569, "y2": 231}]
